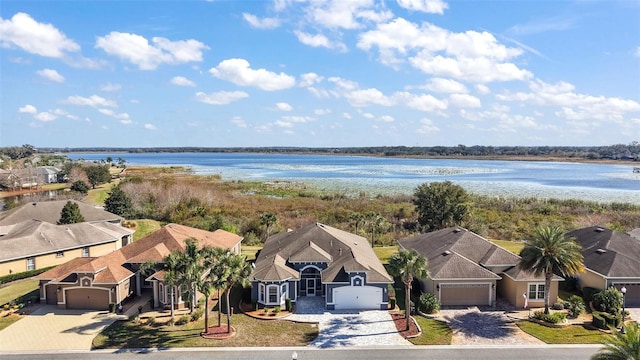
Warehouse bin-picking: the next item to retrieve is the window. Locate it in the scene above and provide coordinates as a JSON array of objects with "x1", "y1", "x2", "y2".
[
  {"x1": 268, "y1": 286, "x2": 278, "y2": 303},
  {"x1": 528, "y1": 284, "x2": 545, "y2": 300},
  {"x1": 82, "y1": 247, "x2": 90, "y2": 257},
  {"x1": 259, "y1": 284, "x2": 265, "y2": 302},
  {"x1": 56, "y1": 251, "x2": 64, "y2": 258},
  {"x1": 26, "y1": 257, "x2": 35, "y2": 271}
]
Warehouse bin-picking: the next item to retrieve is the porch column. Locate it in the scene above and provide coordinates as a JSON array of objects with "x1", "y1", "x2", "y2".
[
  {"x1": 153, "y1": 281, "x2": 159, "y2": 308},
  {"x1": 136, "y1": 272, "x2": 141, "y2": 296}
]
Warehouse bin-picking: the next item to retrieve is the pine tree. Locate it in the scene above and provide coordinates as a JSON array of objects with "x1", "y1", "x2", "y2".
[{"x1": 58, "y1": 201, "x2": 85, "y2": 224}]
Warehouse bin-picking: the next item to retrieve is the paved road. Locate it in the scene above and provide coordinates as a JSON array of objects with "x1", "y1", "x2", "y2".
[{"x1": 0, "y1": 345, "x2": 602, "y2": 360}]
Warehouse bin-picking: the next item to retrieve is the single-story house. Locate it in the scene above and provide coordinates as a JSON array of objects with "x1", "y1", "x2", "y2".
[
  {"x1": 398, "y1": 227, "x2": 561, "y2": 308},
  {"x1": 567, "y1": 226, "x2": 640, "y2": 306},
  {"x1": 35, "y1": 223, "x2": 242, "y2": 310},
  {"x1": 250, "y1": 222, "x2": 393, "y2": 310},
  {"x1": 0, "y1": 200, "x2": 123, "y2": 226},
  {"x1": 0, "y1": 219, "x2": 133, "y2": 276}
]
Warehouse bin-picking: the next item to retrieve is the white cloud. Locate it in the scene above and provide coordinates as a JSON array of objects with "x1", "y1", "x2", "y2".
[
  {"x1": 194, "y1": 91, "x2": 249, "y2": 105},
  {"x1": 98, "y1": 108, "x2": 132, "y2": 124},
  {"x1": 294, "y1": 30, "x2": 346, "y2": 51},
  {"x1": 314, "y1": 108, "x2": 331, "y2": 115},
  {"x1": 65, "y1": 95, "x2": 117, "y2": 108},
  {"x1": 275, "y1": 115, "x2": 314, "y2": 128},
  {"x1": 18, "y1": 104, "x2": 37, "y2": 114},
  {"x1": 243, "y1": 13, "x2": 281, "y2": 29},
  {"x1": 299, "y1": 72, "x2": 324, "y2": 87},
  {"x1": 209, "y1": 58, "x2": 295, "y2": 91},
  {"x1": 34, "y1": 112, "x2": 57, "y2": 122},
  {"x1": 36, "y1": 68, "x2": 64, "y2": 83},
  {"x1": 100, "y1": 83, "x2": 121, "y2": 92},
  {"x1": 276, "y1": 102, "x2": 293, "y2": 111},
  {"x1": 449, "y1": 93, "x2": 481, "y2": 108},
  {"x1": 231, "y1": 116, "x2": 247, "y2": 128},
  {"x1": 345, "y1": 88, "x2": 394, "y2": 107},
  {"x1": 379, "y1": 115, "x2": 394, "y2": 122},
  {"x1": 395, "y1": 92, "x2": 448, "y2": 112},
  {"x1": 416, "y1": 118, "x2": 439, "y2": 133},
  {"x1": 475, "y1": 84, "x2": 490, "y2": 95},
  {"x1": 95, "y1": 31, "x2": 209, "y2": 70},
  {"x1": 396, "y1": 0, "x2": 448, "y2": 14},
  {"x1": 171, "y1": 76, "x2": 196, "y2": 87},
  {"x1": 424, "y1": 78, "x2": 467, "y2": 93},
  {"x1": 144, "y1": 123, "x2": 157, "y2": 130},
  {"x1": 309, "y1": 0, "x2": 393, "y2": 30},
  {"x1": 342, "y1": 112, "x2": 353, "y2": 119},
  {"x1": 0, "y1": 12, "x2": 80, "y2": 58}
]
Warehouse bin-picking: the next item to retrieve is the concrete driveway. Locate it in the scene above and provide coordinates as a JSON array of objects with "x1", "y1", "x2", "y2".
[
  {"x1": 0, "y1": 305, "x2": 125, "y2": 351},
  {"x1": 437, "y1": 306, "x2": 543, "y2": 345},
  {"x1": 287, "y1": 297, "x2": 410, "y2": 348}
]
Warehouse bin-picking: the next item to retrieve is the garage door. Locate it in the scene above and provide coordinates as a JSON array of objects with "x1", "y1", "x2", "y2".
[
  {"x1": 333, "y1": 286, "x2": 382, "y2": 310},
  {"x1": 65, "y1": 288, "x2": 109, "y2": 310},
  {"x1": 614, "y1": 284, "x2": 640, "y2": 307},
  {"x1": 440, "y1": 283, "x2": 490, "y2": 306}
]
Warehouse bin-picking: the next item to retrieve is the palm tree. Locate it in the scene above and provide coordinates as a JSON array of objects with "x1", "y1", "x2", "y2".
[
  {"x1": 350, "y1": 212, "x2": 364, "y2": 235},
  {"x1": 209, "y1": 251, "x2": 232, "y2": 327},
  {"x1": 519, "y1": 225, "x2": 584, "y2": 314},
  {"x1": 177, "y1": 239, "x2": 205, "y2": 314},
  {"x1": 388, "y1": 249, "x2": 429, "y2": 331},
  {"x1": 260, "y1": 212, "x2": 277, "y2": 241},
  {"x1": 141, "y1": 251, "x2": 182, "y2": 322},
  {"x1": 198, "y1": 246, "x2": 226, "y2": 334},
  {"x1": 219, "y1": 251, "x2": 252, "y2": 333},
  {"x1": 591, "y1": 323, "x2": 640, "y2": 360}
]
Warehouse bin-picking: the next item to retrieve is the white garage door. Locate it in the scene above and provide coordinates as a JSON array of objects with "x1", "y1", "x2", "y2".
[
  {"x1": 440, "y1": 283, "x2": 491, "y2": 306},
  {"x1": 333, "y1": 286, "x2": 382, "y2": 310}
]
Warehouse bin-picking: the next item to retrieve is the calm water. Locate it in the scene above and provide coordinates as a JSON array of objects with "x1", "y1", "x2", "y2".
[{"x1": 67, "y1": 152, "x2": 640, "y2": 203}]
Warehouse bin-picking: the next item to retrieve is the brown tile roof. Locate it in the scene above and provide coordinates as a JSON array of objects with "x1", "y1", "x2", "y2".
[
  {"x1": 398, "y1": 227, "x2": 522, "y2": 281},
  {"x1": 0, "y1": 200, "x2": 121, "y2": 226},
  {"x1": 251, "y1": 223, "x2": 392, "y2": 284}
]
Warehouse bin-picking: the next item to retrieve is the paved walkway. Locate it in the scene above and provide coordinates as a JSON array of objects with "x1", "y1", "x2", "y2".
[{"x1": 286, "y1": 297, "x2": 410, "y2": 348}]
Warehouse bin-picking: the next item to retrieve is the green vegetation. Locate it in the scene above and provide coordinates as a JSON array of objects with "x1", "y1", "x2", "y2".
[
  {"x1": 490, "y1": 239, "x2": 524, "y2": 254},
  {"x1": 104, "y1": 185, "x2": 133, "y2": 218},
  {"x1": 85, "y1": 180, "x2": 118, "y2": 205},
  {"x1": 130, "y1": 219, "x2": 162, "y2": 241},
  {"x1": 241, "y1": 245, "x2": 262, "y2": 262},
  {"x1": 58, "y1": 200, "x2": 85, "y2": 224},
  {"x1": 409, "y1": 316, "x2": 452, "y2": 345},
  {"x1": 413, "y1": 181, "x2": 469, "y2": 231},
  {"x1": 591, "y1": 324, "x2": 640, "y2": 360},
  {"x1": 517, "y1": 321, "x2": 606, "y2": 344},
  {"x1": 0, "y1": 314, "x2": 23, "y2": 331},
  {"x1": 388, "y1": 249, "x2": 429, "y2": 331},
  {"x1": 0, "y1": 279, "x2": 39, "y2": 306},
  {"x1": 0, "y1": 266, "x2": 55, "y2": 285}
]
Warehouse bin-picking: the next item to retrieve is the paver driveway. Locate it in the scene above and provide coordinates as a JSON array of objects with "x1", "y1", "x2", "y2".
[
  {"x1": 0, "y1": 305, "x2": 124, "y2": 351},
  {"x1": 438, "y1": 307, "x2": 543, "y2": 345},
  {"x1": 287, "y1": 297, "x2": 410, "y2": 348}
]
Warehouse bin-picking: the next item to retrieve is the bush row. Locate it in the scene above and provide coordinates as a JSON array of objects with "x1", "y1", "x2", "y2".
[
  {"x1": 0, "y1": 266, "x2": 55, "y2": 285},
  {"x1": 592, "y1": 311, "x2": 622, "y2": 330}
]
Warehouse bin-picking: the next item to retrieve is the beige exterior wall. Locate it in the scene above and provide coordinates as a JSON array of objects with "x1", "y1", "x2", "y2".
[
  {"x1": 499, "y1": 275, "x2": 559, "y2": 308},
  {"x1": 0, "y1": 240, "x2": 120, "y2": 276},
  {"x1": 577, "y1": 269, "x2": 607, "y2": 291}
]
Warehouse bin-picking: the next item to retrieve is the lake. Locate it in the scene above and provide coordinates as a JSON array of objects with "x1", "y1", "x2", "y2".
[{"x1": 67, "y1": 152, "x2": 640, "y2": 204}]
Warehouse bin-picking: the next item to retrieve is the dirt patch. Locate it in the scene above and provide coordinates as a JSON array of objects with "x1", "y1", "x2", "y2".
[
  {"x1": 201, "y1": 325, "x2": 236, "y2": 339},
  {"x1": 391, "y1": 313, "x2": 419, "y2": 338}
]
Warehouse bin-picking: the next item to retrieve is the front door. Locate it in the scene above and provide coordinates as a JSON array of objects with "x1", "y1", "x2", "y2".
[{"x1": 306, "y1": 279, "x2": 316, "y2": 296}]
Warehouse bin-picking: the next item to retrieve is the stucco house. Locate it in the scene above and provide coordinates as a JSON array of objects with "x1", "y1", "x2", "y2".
[
  {"x1": 0, "y1": 219, "x2": 133, "y2": 276},
  {"x1": 35, "y1": 223, "x2": 242, "y2": 310},
  {"x1": 250, "y1": 223, "x2": 393, "y2": 310},
  {"x1": 398, "y1": 227, "x2": 560, "y2": 308},
  {"x1": 568, "y1": 226, "x2": 640, "y2": 307}
]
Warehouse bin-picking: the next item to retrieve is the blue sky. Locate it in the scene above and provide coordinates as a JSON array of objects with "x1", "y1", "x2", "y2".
[{"x1": 1, "y1": 0, "x2": 639, "y2": 148}]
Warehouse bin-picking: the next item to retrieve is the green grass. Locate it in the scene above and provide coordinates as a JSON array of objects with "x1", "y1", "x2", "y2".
[
  {"x1": 241, "y1": 245, "x2": 262, "y2": 261},
  {"x1": 516, "y1": 321, "x2": 606, "y2": 344},
  {"x1": 490, "y1": 239, "x2": 525, "y2": 255},
  {"x1": 84, "y1": 180, "x2": 119, "y2": 205},
  {"x1": 0, "y1": 279, "x2": 39, "y2": 306},
  {"x1": 0, "y1": 313, "x2": 23, "y2": 331},
  {"x1": 374, "y1": 246, "x2": 398, "y2": 264},
  {"x1": 409, "y1": 316, "x2": 452, "y2": 345},
  {"x1": 131, "y1": 219, "x2": 163, "y2": 241}
]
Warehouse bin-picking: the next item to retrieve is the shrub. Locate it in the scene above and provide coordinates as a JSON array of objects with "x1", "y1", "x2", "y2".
[
  {"x1": 108, "y1": 302, "x2": 116, "y2": 313},
  {"x1": 191, "y1": 309, "x2": 203, "y2": 322},
  {"x1": 592, "y1": 287, "x2": 623, "y2": 314},
  {"x1": 559, "y1": 276, "x2": 578, "y2": 291},
  {"x1": 389, "y1": 296, "x2": 397, "y2": 309},
  {"x1": 565, "y1": 295, "x2": 586, "y2": 318},
  {"x1": 252, "y1": 300, "x2": 258, "y2": 311},
  {"x1": 551, "y1": 302, "x2": 564, "y2": 310},
  {"x1": 582, "y1": 287, "x2": 600, "y2": 303},
  {"x1": 0, "y1": 266, "x2": 56, "y2": 285},
  {"x1": 285, "y1": 298, "x2": 292, "y2": 312},
  {"x1": 273, "y1": 306, "x2": 281, "y2": 315},
  {"x1": 592, "y1": 311, "x2": 622, "y2": 330},
  {"x1": 532, "y1": 311, "x2": 567, "y2": 324},
  {"x1": 146, "y1": 316, "x2": 156, "y2": 326},
  {"x1": 176, "y1": 315, "x2": 190, "y2": 325},
  {"x1": 418, "y1": 293, "x2": 440, "y2": 314}
]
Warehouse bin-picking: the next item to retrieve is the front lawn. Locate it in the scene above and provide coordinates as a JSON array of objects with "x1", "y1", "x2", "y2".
[
  {"x1": 0, "y1": 279, "x2": 39, "y2": 306},
  {"x1": 130, "y1": 219, "x2": 163, "y2": 241},
  {"x1": 409, "y1": 316, "x2": 452, "y2": 345},
  {"x1": 374, "y1": 246, "x2": 398, "y2": 264},
  {"x1": 516, "y1": 321, "x2": 606, "y2": 344}
]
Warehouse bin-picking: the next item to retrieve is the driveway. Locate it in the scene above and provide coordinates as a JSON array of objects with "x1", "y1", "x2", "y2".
[
  {"x1": 287, "y1": 297, "x2": 410, "y2": 348},
  {"x1": 0, "y1": 305, "x2": 125, "y2": 351},
  {"x1": 437, "y1": 306, "x2": 543, "y2": 345}
]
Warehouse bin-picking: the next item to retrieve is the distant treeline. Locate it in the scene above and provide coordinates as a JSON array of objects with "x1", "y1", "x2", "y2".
[{"x1": 38, "y1": 143, "x2": 640, "y2": 161}]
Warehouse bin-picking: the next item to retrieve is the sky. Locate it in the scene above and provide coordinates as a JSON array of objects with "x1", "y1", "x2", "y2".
[{"x1": 1, "y1": 0, "x2": 639, "y2": 148}]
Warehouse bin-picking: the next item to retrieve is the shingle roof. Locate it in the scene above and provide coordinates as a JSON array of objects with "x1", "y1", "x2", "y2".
[
  {"x1": 0, "y1": 219, "x2": 133, "y2": 262},
  {"x1": 398, "y1": 227, "x2": 523, "y2": 280},
  {"x1": 567, "y1": 226, "x2": 640, "y2": 278},
  {"x1": 251, "y1": 223, "x2": 392, "y2": 284},
  {"x1": 36, "y1": 224, "x2": 243, "y2": 285},
  {"x1": 0, "y1": 200, "x2": 122, "y2": 226}
]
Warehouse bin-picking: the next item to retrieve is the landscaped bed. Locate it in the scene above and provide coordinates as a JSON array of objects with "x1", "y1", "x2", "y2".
[{"x1": 391, "y1": 313, "x2": 452, "y2": 345}]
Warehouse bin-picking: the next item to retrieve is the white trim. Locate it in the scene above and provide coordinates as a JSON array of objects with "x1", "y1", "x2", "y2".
[
  {"x1": 527, "y1": 283, "x2": 546, "y2": 301},
  {"x1": 300, "y1": 264, "x2": 322, "y2": 272},
  {"x1": 351, "y1": 275, "x2": 365, "y2": 286}
]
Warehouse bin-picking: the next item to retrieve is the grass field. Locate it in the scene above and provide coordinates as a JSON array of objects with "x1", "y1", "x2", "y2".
[
  {"x1": 0, "y1": 279, "x2": 39, "y2": 306},
  {"x1": 409, "y1": 316, "x2": 453, "y2": 345},
  {"x1": 131, "y1": 219, "x2": 163, "y2": 241},
  {"x1": 241, "y1": 245, "x2": 262, "y2": 261},
  {"x1": 490, "y1": 239, "x2": 525, "y2": 255},
  {"x1": 516, "y1": 321, "x2": 606, "y2": 344},
  {"x1": 373, "y1": 246, "x2": 398, "y2": 264},
  {"x1": 84, "y1": 180, "x2": 119, "y2": 205}
]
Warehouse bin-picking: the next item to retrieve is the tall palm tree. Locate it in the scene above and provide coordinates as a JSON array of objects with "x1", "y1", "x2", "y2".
[
  {"x1": 219, "y1": 251, "x2": 252, "y2": 333},
  {"x1": 591, "y1": 323, "x2": 640, "y2": 360},
  {"x1": 519, "y1": 225, "x2": 584, "y2": 314},
  {"x1": 260, "y1": 212, "x2": 277, "y2": 241},
  {"x1": 198, "y1": 246, "x2": 226, "y2": 334},
  {"x1": 141, "y1": 251, "x2": 182, "y2": 322},
  {"x1": 388, "y1": 249, "x2": 429, "y2": 331},
  {"x1": 350, "y1": 212, "x2": 364, "y2": 235},
  {"x1": 177, "y1": 239, "x2": 204, "y2": 313}
]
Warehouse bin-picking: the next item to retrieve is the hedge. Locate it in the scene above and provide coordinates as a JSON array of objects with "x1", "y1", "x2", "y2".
[
  {"x1": 592, "y1": 311, "x2": 622, "y2": 330},
  {"x1": 0, "y1": 266, "x2": 56, "y2": 285}
]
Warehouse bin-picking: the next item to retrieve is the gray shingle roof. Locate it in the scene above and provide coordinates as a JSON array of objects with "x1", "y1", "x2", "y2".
[
  {"x1": 567, "y1": 226, "x2": 640, "y2": 278},
  {"x1": 251, "y1": 223, "x2": 392, "y2": 284},
  {"x1": 0, "y1": 200, "x2": 122, "y2": 226}
]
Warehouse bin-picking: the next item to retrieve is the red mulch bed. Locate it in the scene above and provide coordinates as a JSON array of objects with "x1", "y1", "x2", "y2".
[
  {"x1": 391, "y1": 313, "x2": 420, "y2": 338},
  {"x1": 200, "y1": 325, "x2": 236, "y2": 339}
]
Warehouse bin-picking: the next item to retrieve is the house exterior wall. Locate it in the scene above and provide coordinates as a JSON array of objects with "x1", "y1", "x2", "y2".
[
  {"x1": 577, "y1": 268, "x2": 607, "y2": 291},
  {"x1": 500, "y1": 275, "x2": 559, "y2": 308},
  {"x1": 0, "y1": 241, "x2": 120, "y2": 276}
]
